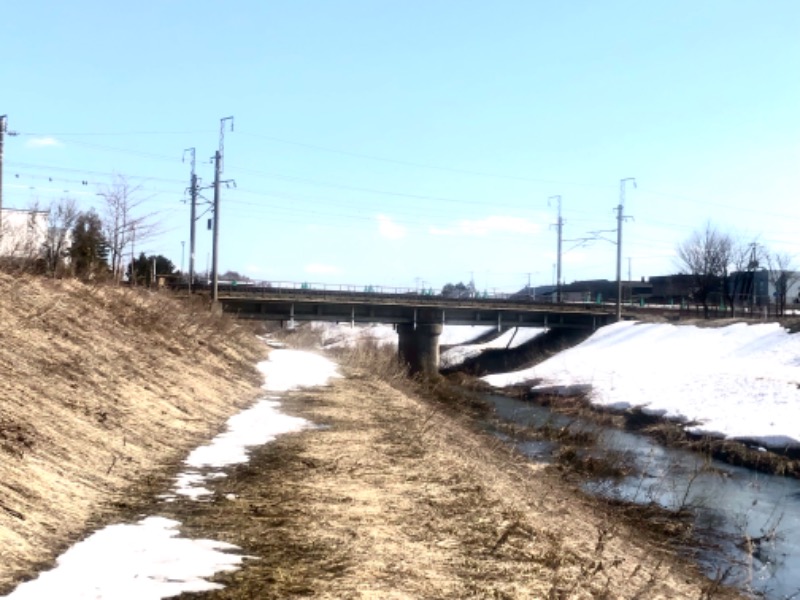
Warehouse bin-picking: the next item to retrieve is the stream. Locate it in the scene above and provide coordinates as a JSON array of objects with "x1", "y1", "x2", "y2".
[{"x1": 488, "y1": 393, "x2": 800, "y2": 599}]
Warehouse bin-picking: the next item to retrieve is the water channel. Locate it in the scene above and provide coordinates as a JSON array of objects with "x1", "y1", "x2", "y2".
[{"x1": 488, "y1": 393, "x2": 800, "y2": 599}]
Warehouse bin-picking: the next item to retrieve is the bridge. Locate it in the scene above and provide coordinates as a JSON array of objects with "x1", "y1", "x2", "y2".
[{"x1": 204, "y1": 282, "x2": 615, "y2": 376}]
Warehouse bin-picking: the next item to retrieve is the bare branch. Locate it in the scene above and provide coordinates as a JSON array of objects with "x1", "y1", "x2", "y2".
[{"x1": 97, "y1": 175, "x2": 158, "y2": 283}]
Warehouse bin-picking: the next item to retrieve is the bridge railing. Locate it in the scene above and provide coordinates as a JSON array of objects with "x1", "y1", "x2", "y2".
[
  {"x1": 173, "y1": 279, "x2": 575, "y2": 306},
  {"x1": 202, "y1": 279, "x2": 546, "y2": 302}
]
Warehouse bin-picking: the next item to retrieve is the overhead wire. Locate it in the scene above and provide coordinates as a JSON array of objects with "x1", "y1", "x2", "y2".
[
  {"x1": 235, "y1": 130, "x2": 615, "y2": 189},
  {"x1": 8, "y1": 129, "x2": 797, "y2": 268}
]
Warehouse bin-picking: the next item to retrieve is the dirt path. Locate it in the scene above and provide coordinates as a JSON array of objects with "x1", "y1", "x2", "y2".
[{"x1": 142, "y1": 363, "x2": 737, "y2": 599}]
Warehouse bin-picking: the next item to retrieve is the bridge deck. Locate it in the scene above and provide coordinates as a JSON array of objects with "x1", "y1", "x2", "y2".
[{"x1": 214, "y1": 286, "x2": 614, "y2": 330}]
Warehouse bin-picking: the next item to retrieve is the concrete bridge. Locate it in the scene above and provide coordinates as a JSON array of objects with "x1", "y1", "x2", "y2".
[{"x1": 208, "y1": 284, "x2": 615, "y2": 376}]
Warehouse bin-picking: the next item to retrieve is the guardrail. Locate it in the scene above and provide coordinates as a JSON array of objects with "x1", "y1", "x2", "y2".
[{"x1": 177, "y1": 280, "x2": 553, "y2": 302}]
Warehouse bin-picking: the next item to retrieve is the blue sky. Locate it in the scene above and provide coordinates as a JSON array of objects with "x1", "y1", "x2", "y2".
[{"x1": 2, "y1": 1, "x2": 798, "y2": 293}]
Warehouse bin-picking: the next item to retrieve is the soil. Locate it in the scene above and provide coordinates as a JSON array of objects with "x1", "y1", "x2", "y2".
[{"x1": 0, "y1": 274, "x2": 742, "y2": 598}]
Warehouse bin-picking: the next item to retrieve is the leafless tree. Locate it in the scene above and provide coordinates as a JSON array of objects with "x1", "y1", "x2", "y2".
[
  {"x1": 98, "y1": 175, "x2": 157, "y2": 283},
  {"x1": 723, "y1": 240, "x2": 768, "y2": 317},
  {"x1": 41, "y1": 197, "x2": 79, "y2": 276},
  {"x1": 765, "y1": 252, "x2": 799, "y2": 317},
  {"x1": 676, "y1": 222, "x2": 734, "y2": 318}
]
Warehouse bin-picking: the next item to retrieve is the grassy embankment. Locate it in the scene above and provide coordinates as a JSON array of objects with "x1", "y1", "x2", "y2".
[{"x1": 0, "y1": 272, "x2": 266, "y2": 592}]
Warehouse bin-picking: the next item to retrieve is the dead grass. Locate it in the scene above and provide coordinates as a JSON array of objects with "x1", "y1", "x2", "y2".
[
  {"x1": 136, "y1": 354, "x2": 742, "y2": 598},
  {"x1": 0, "y1": 296, "x2": 747, "y2": 597},
  {"x1": 0, "y1": 273, "x2": 267, "y2": 592}
]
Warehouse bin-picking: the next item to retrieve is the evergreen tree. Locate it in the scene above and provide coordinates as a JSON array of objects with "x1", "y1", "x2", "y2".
[
  {"x1": 70, "y1": 209, "x2": 109, "y2": 279},
  {"x1": 127, "y1": 253, "x2": 177, "y2": 286}
]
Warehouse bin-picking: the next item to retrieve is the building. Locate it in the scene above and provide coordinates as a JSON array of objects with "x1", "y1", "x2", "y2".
[
  {"x1": 0, "y1": 208, "x2": 49, "y2": 259},
  {"x1": 728, "y1": 269, "x2": 800, "y2": 313}
]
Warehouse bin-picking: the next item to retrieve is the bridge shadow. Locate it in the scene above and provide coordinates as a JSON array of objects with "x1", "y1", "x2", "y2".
[{"x1": 440, "y1": 327, "x2": 594, "y2": 377}]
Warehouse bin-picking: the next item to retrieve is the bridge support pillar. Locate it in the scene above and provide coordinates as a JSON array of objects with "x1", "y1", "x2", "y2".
[{"x1": 397, "y1": 323, "x2": 443, "y2": 377}]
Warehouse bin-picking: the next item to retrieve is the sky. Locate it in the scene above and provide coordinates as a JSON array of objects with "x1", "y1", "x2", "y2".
[{"x1": 2, "y1": 1, "x2": 798, "y2": 293}]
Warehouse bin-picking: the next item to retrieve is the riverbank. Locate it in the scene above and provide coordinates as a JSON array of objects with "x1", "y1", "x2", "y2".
[
  {"x1": 0, "y1": 274, "x2": 267, "y2": 593},
  {"x1": 128, "y1": 348, "x2": 734, "y2": 599},
  {"x1": 499, "y1": 386, "x2": 800, "y2": 479},
  {"x1": 1, "y1": 278, "x2": 743, "y2": 598}
]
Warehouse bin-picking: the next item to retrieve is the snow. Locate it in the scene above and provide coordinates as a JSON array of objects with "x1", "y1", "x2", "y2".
[
  {"x1": 172, "y1": 350, "x2": 339, "y2": 500},
  {"x1": 312, "y1": 323, "x2": 508, "y2": 349},
  {"x1": 439, "y1": 325, "x2": 497, "y2": 346},
  {"x1": 3, "y1": 349, "x2": 340, "y2": 600},
  {"x1": 258, "y1": 349, "x2": 342, "y2": 392},
  {"x1": 441, "y1": 327, "x2": 546, "y2": 368},
  {"x1": 4, "y1": 517, "x2": 245, "y2": 600},
  {"x1": 484, "y1": 321, "x2": 800, "y2": 449},
  {"x1": 315, "y1": 323, "x2": 397, "y2": 349}
]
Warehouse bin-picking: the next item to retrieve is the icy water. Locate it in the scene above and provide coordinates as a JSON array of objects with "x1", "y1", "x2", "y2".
[{"x1": 488, "y1": 393, "x2": 800, "y2": 599}]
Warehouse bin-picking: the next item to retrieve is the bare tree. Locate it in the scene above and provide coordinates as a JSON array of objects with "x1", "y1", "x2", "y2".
[
  {"x1": 676, "y1": 222, "x2": 734, "y2": 318},
  {"x1": 765, "y1": 252, "x2": 799, "y2": 317},
  {"x1": 42, "y1": 197, "x2": 79, "y2": 277},
  {"x1": 98, "y1": 175, "x2": 157, "y2": 283},
  {"x1": 723, "y1": 240, "x2": 767, "y2": 317}
]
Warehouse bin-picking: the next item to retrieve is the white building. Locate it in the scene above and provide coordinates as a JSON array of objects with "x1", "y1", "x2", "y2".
[{"x1": 0, "y1": 208, "x2": 50, "y2": 259}]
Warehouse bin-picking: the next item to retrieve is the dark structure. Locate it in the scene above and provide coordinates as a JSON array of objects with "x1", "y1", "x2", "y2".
[{"x1": 212, "y1": 285, "x2": 615, "y2": 375}]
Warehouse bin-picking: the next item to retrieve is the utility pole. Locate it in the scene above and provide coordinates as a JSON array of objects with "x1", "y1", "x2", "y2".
[
  {"x1": 616, "y1": 178, "x2": 636, "y2": 321},
  {"x1": 0, "y1": 115, "x2": 17, "y2": 244},
  {"x1": 130, "y1": 224, "x2": 136, "y2": 287},
  {"x1": 627, "y1": 257, "x2": 633, "y2": 306},
  {"x1": 212, "y1": 149, "x2": 221, "y2": 301},
  {"x1": 183, "y1": 148, "x2": 198, "y2": 293},
  {"x1": 549, "y1": 195, "x2": 563, "y2": 302},
  {"x1": 0, "y1": 115, "x2": 6, "y2": 239},
  {"x1": 211, "y1": 116, "x2": 234, "y2": 304},
  {"x1": 747, "y1": 242, "x2": 759, "y2": 312}
]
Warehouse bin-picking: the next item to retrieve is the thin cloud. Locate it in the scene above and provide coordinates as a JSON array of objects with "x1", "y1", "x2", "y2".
[
  {"x1": 25, "y1": 136, "x2": 63, "y2": 148},
  {"x1": 305, "y1": 263, "x2": 342, "y2": 275},
  {"x1": 377, "y1": 215, "x2": 406, "y2": 240},
  {"x1": 430, "y1": 216, "x2": 541, "y2": 237}
]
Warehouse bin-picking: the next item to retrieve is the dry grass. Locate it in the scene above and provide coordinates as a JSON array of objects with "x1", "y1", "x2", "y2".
[
  {"x1": 139, "y1": 349, "x2": 741, "y2": 598},
  {"x1": 0, "y1": 273, "x2": 267, "y2": 592},
  {"x1": 0, "y1": 295, "x2": 746, "y2": 597}
]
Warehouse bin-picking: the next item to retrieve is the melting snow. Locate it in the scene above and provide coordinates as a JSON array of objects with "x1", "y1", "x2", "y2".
[
  {"x1": 484, "y1": 321, "x2": 800, "y2": 449},
  {"x1": 3, "y1": 349, "x2": 339, "y2": 599}
]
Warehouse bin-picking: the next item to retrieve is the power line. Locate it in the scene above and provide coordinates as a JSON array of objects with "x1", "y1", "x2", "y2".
[
  {"x1": 227, "y1": 164, "x2": 537, "y2": 209},
  {"x1": 17, "y1": 130, "x2": 213, "y2": 137},
  {"x1": 236, "y1": 130, "x2": 614, "y2": 189},
  {"x1": 6, "y1": 161, "x2": 185, "y2": 185}
]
